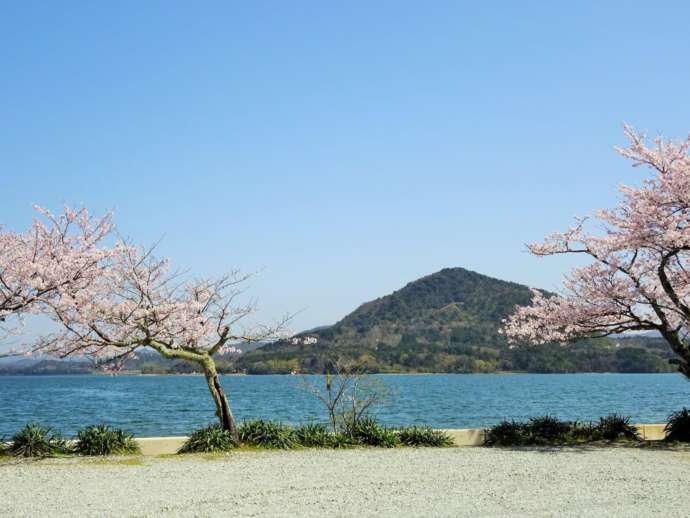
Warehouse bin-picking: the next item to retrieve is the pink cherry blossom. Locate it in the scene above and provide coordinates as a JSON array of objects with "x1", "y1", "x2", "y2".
[
  {"x1": 503, "y1": 125, "x2": 690, "y2": 378},
  {"x1": 0, "y1": 206, "x2": 114, "y2": 355},
  {"x1": 37, "y1": 243, "x2": 289, "y2": 435}
]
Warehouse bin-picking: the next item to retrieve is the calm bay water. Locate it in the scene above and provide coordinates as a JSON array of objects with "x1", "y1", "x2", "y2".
[{"x1": 0, "y1": 373, "x2": 688, "y2": 437}]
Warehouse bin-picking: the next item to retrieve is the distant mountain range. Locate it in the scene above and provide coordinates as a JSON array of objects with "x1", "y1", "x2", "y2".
[
  {"x1": 236, "y1": 267, "x2": 677, "y2": 374},
  {"x1": 0, "y1": 267, "x2": 678, "y2": 376}
]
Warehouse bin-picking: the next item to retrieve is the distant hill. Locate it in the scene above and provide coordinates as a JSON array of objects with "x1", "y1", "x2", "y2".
[
  {"x1": 0, "y1": 350, "x2": 242, "y2": 376},
  {"x1": 0, "y1": 267, "x2": 678, "y2": 376},
  {"x1": 237, "y1": 267, "x2": 677, "y2": 374},
  {"x1": 0, "y1": 358, "x2": 93, "y2": 375}
]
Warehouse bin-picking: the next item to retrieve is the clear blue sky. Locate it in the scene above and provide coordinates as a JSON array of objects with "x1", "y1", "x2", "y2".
[{"x1": 2, "y1": 1, "x2": 690, "y2": 332}]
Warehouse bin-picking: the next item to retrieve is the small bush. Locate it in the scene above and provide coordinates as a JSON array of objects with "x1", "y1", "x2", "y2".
[
  {"x1": 397, "y1": 426, "x2": 454, "y2": 447},
  {"x1": 527, "y1": 415, "x2": 573, "y2": 445},
  {"x1": 7, "y1": 423, "x2": 69, "y2": 458},
  {"x1": 485, "y1": 414, "x2": 642, "y2": 447},
  {"x1": 665, "y1": 408, "x2": 690, "y2": 443},
  {"x1": 484, "y1": 420, "x2": 527, "y2": 446},
  {"x1": 179, "y1": 424, "x2": 238, "y2": 454},
  {"x1": 239, "y1": 420, "x2": 299, "y2": 449},
  {"x1": 593, "y1": 414, "x2": 640, "y2": 441},
  {"x1": 295, "y1": 423, "x2": 333, "y2": 448},
  {"x1": 345, "y1": 417, "x2": 400, "y2": 447},
  {"x1": 74, "y1": 425, "x2": 140, "y2": 456},
  {"x1": 570, "y1": 421, "x2": 597, "y2": 442},
  {"x1": 328, "y1": 433, "x2": 358, "y2": 448}
]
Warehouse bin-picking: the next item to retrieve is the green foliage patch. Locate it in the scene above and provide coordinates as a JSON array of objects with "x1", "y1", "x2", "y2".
[
  {"x1": 484, "y1": 414, "x2": 642, "y2": 447},
  {"x1": 592, "y1": 414, "x2": 640, "y2": 442},
  {"x1": 6, "y1": 423, "x2": 69, "y2": 458},
  {"x1": 484, "y1": 420, "x2": 527, "y2": 447},
  {"x1": 238, "y1": 419, "x2": 299, "y2": 449},
  {"x1": 344, "y1": 417, "x2": 400, "y2": 447},
  {"x1": 236, "y1": 268, "x2": 675, "y2": 375},
  {"x1": 327, "y1": 432, "x2": 359, "y2": 448},
  {"x1": 665, "y1": 408, "x2": 690, "y2": 443},
  {"x1": 178, "y1": 424, "x2": 238, "y2": 454},
  {"x1": 74, "y1": 424, "x2": 140, "y2": 456},
  {"x1": 295, "y1": 423, "x2": 333, "y2": 448},
  {"x1": 396, "y1": 426, "x2": 454, "y2": 447}
]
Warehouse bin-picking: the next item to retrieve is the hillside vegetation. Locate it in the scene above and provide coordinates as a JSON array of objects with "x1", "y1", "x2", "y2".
[
  {"x1": 237, "y1": 268, "x2": 676, "y2": 374},
  {"x1": 1, "y1": 268, "x2": 676, "y2": 375}
]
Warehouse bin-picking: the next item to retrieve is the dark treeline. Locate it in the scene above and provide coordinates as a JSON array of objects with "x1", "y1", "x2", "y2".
[
  {"x1": 235, "y1": 338, "x2": 676, "y2": 375},
  {"x1": 0, "y1": 338, "x2": 674, "y2": 376}
]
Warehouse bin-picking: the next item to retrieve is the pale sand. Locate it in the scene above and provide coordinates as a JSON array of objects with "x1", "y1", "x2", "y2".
[{"x1": 1, "y1": 447, "x2": 689, "y2": 517}]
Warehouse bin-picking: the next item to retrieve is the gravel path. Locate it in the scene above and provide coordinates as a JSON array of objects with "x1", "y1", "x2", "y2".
[{"x1": 1, "y1": 447, "x2": 689, "y2": 517}]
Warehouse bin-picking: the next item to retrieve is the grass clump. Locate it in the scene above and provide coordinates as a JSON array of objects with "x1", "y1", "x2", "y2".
[
  {"x1": 239, "y1": 419, "x2": 299, "y2": 449},
  {"x1": 527, "y1": 415, "x2": 573, "y2": 445},
  {"x1": 74, "y1": 424, "x2": 140, "y2": 456},
  {"x1": 6, "y1": 423, "x2": 69, "y2": 458},
  {"x1": 345, "y1": 417, "x2": 400, "y2": 448},
  {"x1": 484, "y1": 420, "x2": 528, "y2": 446},
  {"x1": 396, "y1": 426, "x2": 454, "y2": 447},
  {"x1": 328, "y1": 433, "x2": 359, "y2": 448},
  {"x1": 484, "y1": 416, "x2": 576, "y2": 447},
  {"x1": 178, "y1": 424, "x2": 238, "y2": 454},
  {"x1": 664, "y1": 408, "x2": 690, "y2": 443},
  {"x1": 484, "y1": 414, "x2": 642, "y2": 447},
  {"x1": 295, "y1": 423, "x2": 333, "y2": 447},
  {"x1": 592, "y1": 414, "x2": 640, "y2": 442}
]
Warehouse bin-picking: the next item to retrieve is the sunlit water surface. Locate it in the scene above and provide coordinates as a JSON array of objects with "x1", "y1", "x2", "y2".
[{"x1": 0, "y1": 373, "x2": 687, "y2": 436}]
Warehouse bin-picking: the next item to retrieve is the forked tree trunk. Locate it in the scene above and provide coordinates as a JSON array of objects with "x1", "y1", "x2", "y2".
[
  {"x1": 148, "y1": 343, "x2": 240, "y2": 438},
  {"x1": 202, "y1": 360, "x2": 238, "y2": 439},
  {"x1": 676, "y1": 357, "x2": 690, "y2": 379},
  {"x1": 659, "y1": 329, "x2": 690, "y2": 380}
]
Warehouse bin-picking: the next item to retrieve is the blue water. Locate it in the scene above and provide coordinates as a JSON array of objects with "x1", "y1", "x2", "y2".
[{"x1": 0, "y1": 373, "x2": 688, "y2": 437}]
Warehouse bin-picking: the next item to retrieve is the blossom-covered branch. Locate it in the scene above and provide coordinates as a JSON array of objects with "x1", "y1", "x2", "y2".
[
  {"x1": 0, "y1": 205, "x2": 114, "y2": 344},
  {"x1": 37, "y1": 243, "x2": 290, "y2": 435},
  {"x1": 503, "y1": 125, "x2": 690, "y2": 378}
]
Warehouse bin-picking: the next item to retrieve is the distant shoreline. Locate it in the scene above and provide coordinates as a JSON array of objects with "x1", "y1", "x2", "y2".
[{"x1": 0, "y1": 370, "x2": 680, "y2": 377}]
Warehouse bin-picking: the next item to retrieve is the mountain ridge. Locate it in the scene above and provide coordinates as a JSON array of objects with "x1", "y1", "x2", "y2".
[{"x1": 237, "y1": 267, "x2": 676, "y2": 374}]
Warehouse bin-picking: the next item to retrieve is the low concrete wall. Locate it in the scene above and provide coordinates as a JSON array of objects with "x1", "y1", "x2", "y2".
[
  {"x1": 136, "y1": 436, "x2": 187, "y2": 456},
  {"x1": 442, "y1": 428, "x2": 486, "y2": 447},
  {"x1": 132, "y1": 424, "x2": 667, "y2": 455},
  {"x1": 636, "y1": 423, "x2": 666, "y2": 441}
]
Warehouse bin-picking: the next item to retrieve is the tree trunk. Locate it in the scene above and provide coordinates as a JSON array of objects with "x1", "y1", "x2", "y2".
[
  {"x1": 659, "y1": 328, "x2": 690, "y2": 380},
  {"x1": 202, "y1": 359, "x2": 238, "y2": 440}
]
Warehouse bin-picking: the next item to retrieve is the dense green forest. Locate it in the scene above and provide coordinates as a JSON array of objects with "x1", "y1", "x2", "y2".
[
  {"x1": 0, "y1": 267, "x2": 678, "y2": 375},
  {"x1": 236, "y1": 268, "x2": 678, "y2": 374}
]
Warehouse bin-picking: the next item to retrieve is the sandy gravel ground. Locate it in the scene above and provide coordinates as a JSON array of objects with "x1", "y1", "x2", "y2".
[{"x1": 1, "y1": 447, "x2": 689, "y2": 517}]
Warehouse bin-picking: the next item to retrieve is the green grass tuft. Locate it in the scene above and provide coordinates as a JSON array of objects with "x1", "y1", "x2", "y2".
[
  {"x1": 6, "y1": 423, "x2": 70, "y2": 458},
  {"x1": 484, "y1": 420, "x2": 528, "y2": 446},
  {"x1": 328, "y1": 433, "x2": 359, "y2": 448},
  {"x1": 74, "y1": 424, "x2": 140, "y2": 456},
  {"x1": 239, "y1": 419, "x2": 299, "y2": 449},
  {"x1": 665, "y1": 408, "x2": 690, "y2": 443},
  {"x1": 345, "y1": 417, "x2": 400, "y2": 448},
  {"x1": 592, "y1": 414, "x2": 640, "y2": 442},
  {"x1": 178, "y1": 424, "x2": 238, "y2": 454},
  {"x1": 295, "y1": 423, "x2": 333, "y2": 448},
  {"x1": 397, "y1": 426, "x2": 454, "y2": 447},
  {"x1": 485, "y1": 414, "x2": 642, "y2": 447}
]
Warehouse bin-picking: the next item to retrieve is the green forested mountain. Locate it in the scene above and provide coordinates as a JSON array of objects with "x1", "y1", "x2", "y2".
[
  {"x1": 4, "y1": 267, "x2": 673, "y2": 376},
  {"x1": 236, "y1": 268, "x2": 677, "y2": 374}
]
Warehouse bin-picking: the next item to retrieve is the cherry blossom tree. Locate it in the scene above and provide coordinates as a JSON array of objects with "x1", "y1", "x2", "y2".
[
  {"x1": 37, "y1": 244, "x2": 287, "y2": 438},
  {"x1": 503, "y1": 125, "x2": 690, "y2": 379},
  {"x1": 0, "y1": 206, "x2": 114, "y2": 356}
]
